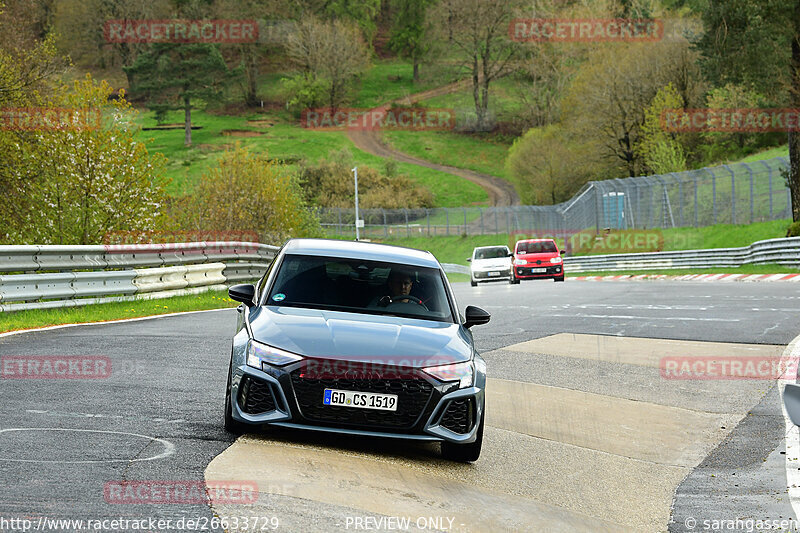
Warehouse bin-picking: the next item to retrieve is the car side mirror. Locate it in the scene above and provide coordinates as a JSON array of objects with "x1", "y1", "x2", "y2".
[
  {"x1": 560, "y1": 250, "x2": 565, "y2": 255},
  {"x1": 229, "y1": 284, "x2": 256, "y2": 306},
  {"x1": 463, "y1": 305, "x2": 491, "y2": 329},
  {"x1": 466, "y1": 257, "x2": 472, "y2": 262},
  {"x1": 507, "y1": 252, "x2": 514, "y2": 257},
  {"x1": 784, "y1": 384, "x2": 800, "y2": 426}
]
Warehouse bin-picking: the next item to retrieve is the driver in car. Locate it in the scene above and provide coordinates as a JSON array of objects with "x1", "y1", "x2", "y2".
[
  {"x1": 372, "y1": 268, "x2": 425, "y2": 308},
  {"x1": 387, "y1": 269, "x2": 413, "y2": 299}
]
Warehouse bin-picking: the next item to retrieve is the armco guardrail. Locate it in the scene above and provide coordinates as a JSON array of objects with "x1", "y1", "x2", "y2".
[
  {"x1": 0, "y1": 242, "x2": 279, "y2": 312},
  {"x1": 563, "y1": 237, "x2": 800, "y2": 273}
]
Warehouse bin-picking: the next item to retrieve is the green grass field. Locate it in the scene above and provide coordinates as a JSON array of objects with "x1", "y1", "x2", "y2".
[
  {"x1": 382, "y1": 130, "x2": 512, "y2": 180},
  {"x1": 737, "y1": 145, "x2": 789, "y2": 163},
  {"x1": 0, "y1": 290, "x2": 238, "y2": 334},
  {"x1": 135, "y1": 107, "x2": 488, "y2": 206},
  {"x1": 353, "y1": 60, "x2": 440, "y2": 108}
]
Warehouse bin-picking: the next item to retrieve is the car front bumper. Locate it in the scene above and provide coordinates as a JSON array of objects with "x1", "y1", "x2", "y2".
[
  {"x1": 471, "y1": 268, "x2": 512, "y2": 282},
  {"x1": 514, "y1": 265, "x2": 563, "y2": 279},
  {"x1": 229, "y1": 358, "x2": 486, "y2": 444}
]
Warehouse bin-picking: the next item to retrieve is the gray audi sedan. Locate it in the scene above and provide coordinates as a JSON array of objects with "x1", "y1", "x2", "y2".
[{"x1": 224, "y1": 238, "x2": 490, "y2": 461}]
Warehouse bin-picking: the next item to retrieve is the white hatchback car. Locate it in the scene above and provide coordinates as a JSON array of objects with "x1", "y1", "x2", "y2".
[{"x1": 467, "y1": 245, "x2": 513, "y2": 286}]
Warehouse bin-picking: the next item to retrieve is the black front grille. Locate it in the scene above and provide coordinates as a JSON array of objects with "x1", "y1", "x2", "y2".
[
  {"x1": 238, "y1": 375, "x2": 277, "y2": 414},
  {"x1": 440, "y1": 398, "x2": 475, "y2": 434},
  {"x1": 290, "y1": 370, "x2": 434, "y2": 430},
  {"x1": 474, "y1": 270, "x2": 510, "y2": 279},
  {"x1": 517, "y1": 266, "x2": 560, "y2": 276}
]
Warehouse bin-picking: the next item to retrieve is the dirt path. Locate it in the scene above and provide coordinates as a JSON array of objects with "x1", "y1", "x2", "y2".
[{"x1": 347, "y1": 80, "x2": 521, "y2": 206}]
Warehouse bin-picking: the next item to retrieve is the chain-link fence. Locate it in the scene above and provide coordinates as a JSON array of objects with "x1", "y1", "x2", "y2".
[{"x1": 318, "y1": 157, "x2": 791, "y2": 238}]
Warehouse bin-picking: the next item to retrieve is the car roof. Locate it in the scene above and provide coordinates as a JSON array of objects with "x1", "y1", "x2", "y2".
[
  {"x1": 516, "y1": 239, "x2": 556, "y2": 244},
  {"x1": 473, "y1": 245, "x2": 509, "y2": 250},
  {"x1": 282, "y1": 238, "x2": 440, "y2": 268}
]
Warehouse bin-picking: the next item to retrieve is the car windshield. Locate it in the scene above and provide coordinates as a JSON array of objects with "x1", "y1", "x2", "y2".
[
  {"x1": 474, "y1": 247, "x2": 509, "y2": 260},
  {"x1": 266, "y1": 254, "x2": 454, "y2": 323},
  {"x1": 516, "y1": 241, "x2": 557, "y2": 254}
]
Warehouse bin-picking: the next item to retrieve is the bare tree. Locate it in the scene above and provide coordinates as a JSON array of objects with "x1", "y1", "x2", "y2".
[
  {"x1": 429, "y1": 0, "x2": 522, "y2": 131},
  {"x1": 285, "y1": 17, "x2": 370, "y2": 111},
  {"x1": 53, "y1": 0, "x2": 171, "y2": 86}
]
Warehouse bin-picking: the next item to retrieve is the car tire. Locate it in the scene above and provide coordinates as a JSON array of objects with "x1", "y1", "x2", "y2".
[
  {"x1": 508, "y1": 276, "x2": 515, "y2": 285},
  {"x1": 554, "y1": 276, "x2": 565, "y2": 282},
  {"x1": 441, "y1": 407, "x2": 484, "y2": 462},
  {"x1": 470, "y1": 280, "x2": 478, "y2": 287},
  {"x1": 224, "y1": 360, "x2": 247, "y2": 435}
]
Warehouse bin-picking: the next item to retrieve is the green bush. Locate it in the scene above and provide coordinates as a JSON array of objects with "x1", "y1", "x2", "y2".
[
  {"x1": 297, "y1": 150, "x2": 434, "y2": 209},
  {"x1": 786, "y1": 221, "x2": 800, "y2": 237}
]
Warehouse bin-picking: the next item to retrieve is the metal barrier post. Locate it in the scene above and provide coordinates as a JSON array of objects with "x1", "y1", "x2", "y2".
[
  {"x1": 711, "y1": 168, "x2": 717, "y2": 224},
  {"x1": 762, "y1": 160, "x2": 774, "y2": 219},
  {"x1": 745, "y1": 163, "x2": 753, "y2": 223},
  {"x1": 427, "y1": 209, "x2": 430, "y2": 236},
  {"x1": 723, "y1": 164, "x2": 736, "y2": 224}
]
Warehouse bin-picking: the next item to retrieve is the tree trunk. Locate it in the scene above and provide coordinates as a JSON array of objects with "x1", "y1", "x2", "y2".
[
  {"x1": 790, "y1": 2, "x2": 800, "y2": 221},
  {"x1": 789, "y1": 131, "x2": 800, "y2": 221},
  {"x1": 413, "y1": 60, "x2": 419, "y2": 83},
  {"x1": 184, "y1": 96, "x2": 192, "y2": 147},
  {"x1": 472, "y1": 58, "x2": 484, "y2": 131},
  {"x1": 244, "y1": 46, "x2": 259, "y2": 107},
  {"x1": 480, "y1": 71, "x2": 490, "y2": 131}
]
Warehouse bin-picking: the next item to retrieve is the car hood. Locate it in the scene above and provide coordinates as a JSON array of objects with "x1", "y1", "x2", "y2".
[
  {"x1": 517, "y1": 252, "x2": 558, "y2": 263},
  {"x1": 249, "y1": 306, "x2": 473, "y2": 366},
  {"x1": 472, "y1": 258, "x2": 511, "y2": 269}
]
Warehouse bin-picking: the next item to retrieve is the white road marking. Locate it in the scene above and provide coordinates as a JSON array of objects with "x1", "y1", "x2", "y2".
[
  {"x1": 547, "y1": 313, "x2": 739, "y2": 322},
  {"x1": 0, "y1": 428, "x2": 175, "y2": 464},
  {"x1": 24, "y1": 409, "x2": 186, "y2": 424}
]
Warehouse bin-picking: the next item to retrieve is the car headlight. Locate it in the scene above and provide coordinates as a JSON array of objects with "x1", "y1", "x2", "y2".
[
  {"x1": 424, "y1": 361, "x2": 474, "y2": 389},
  {"x1": 550, "y1": 256, "x2": 562, "y2": 264},
  {"x1": 513, "y1": 259, "x2": 527, "y2": 266},
  {"x1": 246, "y1": 340, "x2": 304, "y2": 369}
]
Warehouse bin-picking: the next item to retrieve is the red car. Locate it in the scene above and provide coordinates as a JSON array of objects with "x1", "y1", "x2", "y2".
[{"x1": 511, "y1": 239, "x2": 565, "y2": 283}]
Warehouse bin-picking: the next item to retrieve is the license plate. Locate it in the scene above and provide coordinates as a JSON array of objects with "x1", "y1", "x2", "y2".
[
  {"x1": 487, "y1": 271, "x2": 500, "y2": 277},
  {"x1": 323, "y1": 389, "x2": 398, "y2": 411},
  {"x1": 531, "y1": 268, "x2": 547, "y2": 273}
]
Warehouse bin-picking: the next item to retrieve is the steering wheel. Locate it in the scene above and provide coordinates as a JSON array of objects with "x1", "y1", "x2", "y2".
[{"x1": 378, "y1": 294, "x2": 428, "y2": 310}]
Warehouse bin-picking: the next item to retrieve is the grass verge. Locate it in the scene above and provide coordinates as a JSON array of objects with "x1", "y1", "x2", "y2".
[{"x1": 0, "y1": 289, "x2": 238, "y2": 334}]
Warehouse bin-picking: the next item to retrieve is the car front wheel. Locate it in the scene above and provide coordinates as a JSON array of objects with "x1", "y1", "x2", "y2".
[
  {"x1": 470, "y1": 280, "x2": 478, "y2": 287},
  {"x1": 224, "y1": 360, "x2": 247, "y2": 435},
  {"x1": 441, "y1": 408, "x2": 484, "y2": 462}
]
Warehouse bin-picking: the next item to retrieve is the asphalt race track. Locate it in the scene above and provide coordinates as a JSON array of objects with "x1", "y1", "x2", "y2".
[{"x1": 1, "y1": 279, "x2": 799, "y2": 532}]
